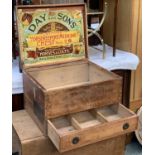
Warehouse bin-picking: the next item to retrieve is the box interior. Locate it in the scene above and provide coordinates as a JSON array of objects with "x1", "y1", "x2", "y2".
[
  {"x1": 28, "y1": 62, "x2": 117, "y2": 90},
  {"x1": 71, "y1": 111, "x2": 102, "y2": 129},
  {"x1": 51, "y1": 116, "x2": 77, "y2": 135},
  {"x1": 96, "y1": 104, "x2": 133, "y2": 121}
]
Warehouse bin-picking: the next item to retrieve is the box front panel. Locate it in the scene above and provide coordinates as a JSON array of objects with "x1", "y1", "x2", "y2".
[
  {"x1": 60, "y1": 117, "x2": 137, "y2": 152},
  {"x1": 45, "y1": 79, "x2": 122, "y2": 118}
]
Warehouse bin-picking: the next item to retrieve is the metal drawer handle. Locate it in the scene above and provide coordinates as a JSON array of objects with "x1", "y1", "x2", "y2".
[
  {"x1": 123, "y1": 123, "x2": 129, "y2": 130},
  {"x1": 72, "y1": 137, "x2": 80, "y2": 144}
]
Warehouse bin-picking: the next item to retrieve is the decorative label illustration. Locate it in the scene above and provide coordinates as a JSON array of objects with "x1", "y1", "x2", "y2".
[{"x1": 17, "y1": 6, "x2": 86, "y2": 66}]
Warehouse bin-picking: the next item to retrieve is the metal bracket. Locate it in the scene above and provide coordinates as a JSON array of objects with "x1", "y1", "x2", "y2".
[{"x1": 87, "y1": 2, "x2": 108, "y2": 58}]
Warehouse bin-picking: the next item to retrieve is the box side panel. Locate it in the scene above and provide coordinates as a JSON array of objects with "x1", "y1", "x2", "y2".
[
  {"x1": 47, "y1": 121, "x2": 60, "y2": 150},
  {"x1": 25, "y1": 96, "x2": 47, "y2": 134},
  {"x1": 23, "y1": 71, "x2": 47, "y2": 133},
  {"x1": 23, "y1": 71, "x2": 45, "y2": 107},
  {"x1": 46, "y1": 79, "x2": 122, "y2": 118}
]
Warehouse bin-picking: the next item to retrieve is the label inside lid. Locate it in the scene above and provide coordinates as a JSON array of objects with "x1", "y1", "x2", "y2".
[{"x1": 16, "y1": 4, "x2": 87, "y2": 67}]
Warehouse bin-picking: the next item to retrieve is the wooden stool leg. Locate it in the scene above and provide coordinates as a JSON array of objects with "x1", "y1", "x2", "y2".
[{"x1": 113, "y1": 0, "x2": 119, "y2": 57}]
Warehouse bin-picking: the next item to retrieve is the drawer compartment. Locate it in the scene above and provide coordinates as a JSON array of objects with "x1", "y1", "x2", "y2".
[{"x1": 48, "y1": 104, "x2": 138, "y2": 152}]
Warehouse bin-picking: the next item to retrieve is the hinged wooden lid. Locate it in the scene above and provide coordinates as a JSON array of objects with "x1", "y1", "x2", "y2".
[{"x1": 16, "y1": 4, "x2": 88, "y2": 69}]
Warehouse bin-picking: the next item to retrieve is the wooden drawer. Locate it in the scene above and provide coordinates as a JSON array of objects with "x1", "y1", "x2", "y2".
[{"x1": 47, "y1": 104, "x2": 138, "y2": 152}]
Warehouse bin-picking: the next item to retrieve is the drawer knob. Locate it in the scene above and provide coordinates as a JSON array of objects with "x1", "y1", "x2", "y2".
[
  {"x1": 123, "y1": 123, "x2": 129, "y2": 130},
  {"x1": 72, "y1": 137, "x2": 80, "y2": 144}
]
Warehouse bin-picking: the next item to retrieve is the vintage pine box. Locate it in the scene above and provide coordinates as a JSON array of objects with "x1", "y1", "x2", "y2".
[{"x1": 16, "y1": 4, "x2": 138, "y2": 152}]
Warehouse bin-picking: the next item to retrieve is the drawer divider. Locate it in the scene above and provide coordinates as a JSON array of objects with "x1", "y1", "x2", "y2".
[
  {"x1": 95, "y1": 111, "x2": 109, "y2": 122},
  {"x1": 70, "y1": 116, "x2": 82, "y2": 130}
]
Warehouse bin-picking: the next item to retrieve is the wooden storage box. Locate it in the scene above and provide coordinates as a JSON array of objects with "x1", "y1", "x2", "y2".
[
  {"x1": 17, "y1": 4, "x2": 122, "y2": 131},
  {"x1": 23, "y1": 61, "x2": 122, "y2": 128},
  {"x1": 24, "y1": 60, "x2": 122, "y2": 120},
  {"x1": 16, "y1": 4, "x2": 138, "y2": 152}
]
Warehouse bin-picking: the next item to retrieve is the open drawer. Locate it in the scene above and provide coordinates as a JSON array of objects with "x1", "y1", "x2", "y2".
[{"x1": 47, "y1": 104, "x2": 138, "y2": 152}]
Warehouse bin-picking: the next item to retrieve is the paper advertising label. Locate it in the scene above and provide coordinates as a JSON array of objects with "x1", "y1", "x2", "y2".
[{"x1": 17, "y1": 5, "x2": 87, "y2": 66}]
